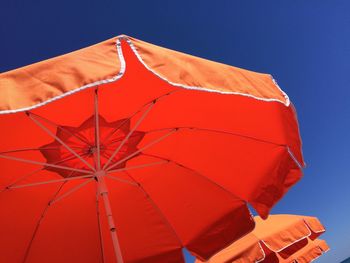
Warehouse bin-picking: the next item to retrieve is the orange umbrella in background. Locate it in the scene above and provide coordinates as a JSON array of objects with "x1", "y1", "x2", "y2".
[
  {"x1": 196, "y1": 215, "x2": 329, "y2": 263},
  {"x1": 0, "y1": 35, "x2": 304, "y2": 262}
]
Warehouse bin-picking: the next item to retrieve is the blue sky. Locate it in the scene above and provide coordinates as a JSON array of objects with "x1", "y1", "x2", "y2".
[{"x1": 1, "y1": 1, "x2": 349, "y2": 262}]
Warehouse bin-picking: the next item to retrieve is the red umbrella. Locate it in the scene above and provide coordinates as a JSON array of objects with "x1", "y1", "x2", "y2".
[{"x1": 0, "y1": 35, "x2": 304, "y2": 262}]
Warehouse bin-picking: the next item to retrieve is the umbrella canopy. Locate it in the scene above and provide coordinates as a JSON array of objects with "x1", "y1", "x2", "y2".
[
  {"x1": 195, "y1": 214, "x2": 329, "y2": 263},
  {"x1": 0, "y1": 35, "x2": 304, "y2": 263}
]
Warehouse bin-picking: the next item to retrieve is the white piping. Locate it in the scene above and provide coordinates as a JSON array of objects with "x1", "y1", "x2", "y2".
[
  {"x1": 235, "y1": 218, "x2": 326, "y2": 263},
  {"x1": 271, "y1": 77, "x2": 290, "y2": 106},
  {"x1": 287, "y1": 146, "x2": 304, "y2": 169},
  {"x1": 0, "y1": 39, "x2": 126, "y2": 115},
  {"x1": 255, "y1": 242, "x2": 266, "y2": 263},
  {"x1": 303, "y1": 219, "x2": 326, "y2": 234},
  {"x1": 122, "y1": 36, "x2": 290, "y2": 106},
  {"x1": 260, "y1": 234, "x2": 310, "y2": 254},
  {"x1": 0, "y1": 35, "x2": 292, "y2": 115},
  {"x1": 260, "y1": 218, "x2": 325, "y2": 253},
  {"x1": 302, "y1": 244, "x2": 329, "y2": 263}
]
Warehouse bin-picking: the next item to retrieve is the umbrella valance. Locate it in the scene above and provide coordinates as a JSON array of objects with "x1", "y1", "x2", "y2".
[{"x1": 0, "y1": 35, "x2": 290, "y2": 113}]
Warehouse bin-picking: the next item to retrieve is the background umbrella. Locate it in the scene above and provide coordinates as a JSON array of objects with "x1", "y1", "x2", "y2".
[
  {"x1": 0, "y1": 35, "x2": 304, "y2": 262},
  {"x1": 195, "y1": 214, "x2": 329, "y2": 263}
]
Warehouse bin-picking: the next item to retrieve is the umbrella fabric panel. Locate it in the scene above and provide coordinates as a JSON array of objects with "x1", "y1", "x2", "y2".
[
  {"x1": 291, "y1": 239, "x2": 329, "y2": 263},
  {"x1": 0, "y1": 180, "x2": 62, "y2": 262},
  {"x1": 254, "y1": 215, "x2": 325, "y2": 251},
  {"x1": 102, "y1": 176, "x2": 185, "y2": 263},
  {"x1": 0, "y1": 38, "x2": 121, "y2": 112},
  {"x1": 124, "y1": 155, "x2": 254, "y2": 260},
  {"x1": 22, "y1": 181, "x2": 102, "y2": 263},
  {"x1": 0, "y1": 179, "x2": 101, "y2": 263},
  {"x1": 138, "y1": 127, "x2": 301, "y2": 219},
  {"x1": 128, "y1": 36, "x2": 288, "y2": 104},
  {"x1": 199, "y1": 234, "x2": 264, "y2": 263}
]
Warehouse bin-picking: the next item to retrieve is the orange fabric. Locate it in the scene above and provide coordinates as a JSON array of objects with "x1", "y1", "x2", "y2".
[
  {"x1": 196, "y1": 215, "x2": 327, "y2": 263},
  {"x1": 128, "y1": 36, "x2": 288, "y2": 104},
  {"x1": 253, "y1": 215, "x2": 325, "y2": 251},
  {"x1": 0, "y1": 38, "x2": 304, "y2": 262},
  {"x1": 0, "y1": 35, "x2": 289, "y2": 113},
  {"x1": 202, "y1": 234, "x2": 264, "y2": 263},
  {"x1": 281, "y1": 239, "x2": 329, "y2": 263},
  {"x1": 0, "y1": 38, "x2": 120, "y2": 111}
]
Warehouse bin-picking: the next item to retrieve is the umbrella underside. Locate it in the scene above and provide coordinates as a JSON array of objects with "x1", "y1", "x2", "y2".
[{"x1": 0, "y1": 37, "x2": 304, "y2": 263}]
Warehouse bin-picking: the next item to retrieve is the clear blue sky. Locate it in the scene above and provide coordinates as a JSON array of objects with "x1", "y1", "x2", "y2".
[{"x1": 1, "y1": 1, "x2": 349, "y2": 262}]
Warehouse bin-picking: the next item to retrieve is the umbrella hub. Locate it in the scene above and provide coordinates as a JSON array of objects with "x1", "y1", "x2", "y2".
[
  {"x1": 94, "y1": 170, "x2": 107, "y2": 178},
  {"x1": 39, "y1": 114, "x2": 145, "y2": 178}
]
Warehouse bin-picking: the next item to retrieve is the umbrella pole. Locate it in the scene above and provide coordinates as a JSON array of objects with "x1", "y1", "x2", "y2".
[
  {"x1": 94, "y1": 88, "x2": 123, "y2": 263},
  {"x1": 97, "y1": 173, "x2": 124, "y2": 263}
]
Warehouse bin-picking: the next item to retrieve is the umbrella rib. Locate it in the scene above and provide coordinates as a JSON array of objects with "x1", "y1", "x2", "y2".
[
  {"x1": 101, "y1": 153, "x2": 143, "y2": 186},
  {"x1": 23, "y1": 186, "x2": 64, "y2": 263},
  {"x1": 123, "y1": 171, "x2": 183, "y2": 246},
  {"x1": 105, "y1": 175, "x2": 138, "y2": 186},
  {"x1": 22, "y1": 170, "x2": 77, "y2": 263},
  {"x1": 29, "y1": 112, "x2": 92, "y2": 146},
  {"x1": 0, "y1": 153, "x2": 89, "y2": 193},
  {"x1": 100, "y1": 116, "x2": 134, "y2": 146},
  {"x1": 95, "y1": 185, "x2": 106, "y2": 263},
  {"x1": 1, "y1": 167, "x2": 43, "y2": 193},
  {"x1": 27, "y1": 112, "x2": 96, "y2": 171},
  {"x1": 141, "y1": 153, "x2": 242, "y2": 201},
  {"x1": 9, "y1": 174, "x2": 94, "y2": 189},
  {"x1": 104, "y1": 133, "x2": 142, "y2": 148},
  {"x1": 103, "y1": 102, "x2": 155, "y2": 170},
  {"x1": 49, "y1": 178, "x2": 95, "y2": 205},
  {"x1": 106, "y1": 160, "x2": 169, "y2": 174},
  {"x1": 145, "y1": 127, "x2": 285, "y2": 147},
  {"x1": 106, "y1": 128, "x2": 178, "y2": 171},
  {"x1": 0, "y1": 154, "x2": 92, "y2": 174},
  {"x1": 0, "y1": 146, "x2": 83, "y2": 155},
  {"x1": 94, "y1": 88, "x2": 101, "y2": 170},
  {"x1": 101, "y1": 91, "x2": 176, "y2": 145}
]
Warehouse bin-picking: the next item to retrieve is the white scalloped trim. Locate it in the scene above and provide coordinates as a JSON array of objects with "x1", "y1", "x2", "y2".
[
  {"x1": 0, "y1": 35, "x2": 292, "y2": 115},
  {"x1": 255, "y1": 242, "x2": 266, "y2": 263},
  {"x1": 121, "y1": 36, "x2": 290, "y2": 106},
  {"x1": 0, "y1": 39, "x2": 126, "y2": 115},
  {"x1": 260, "y1": 218, "x2": 325, "y2": 253}
]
